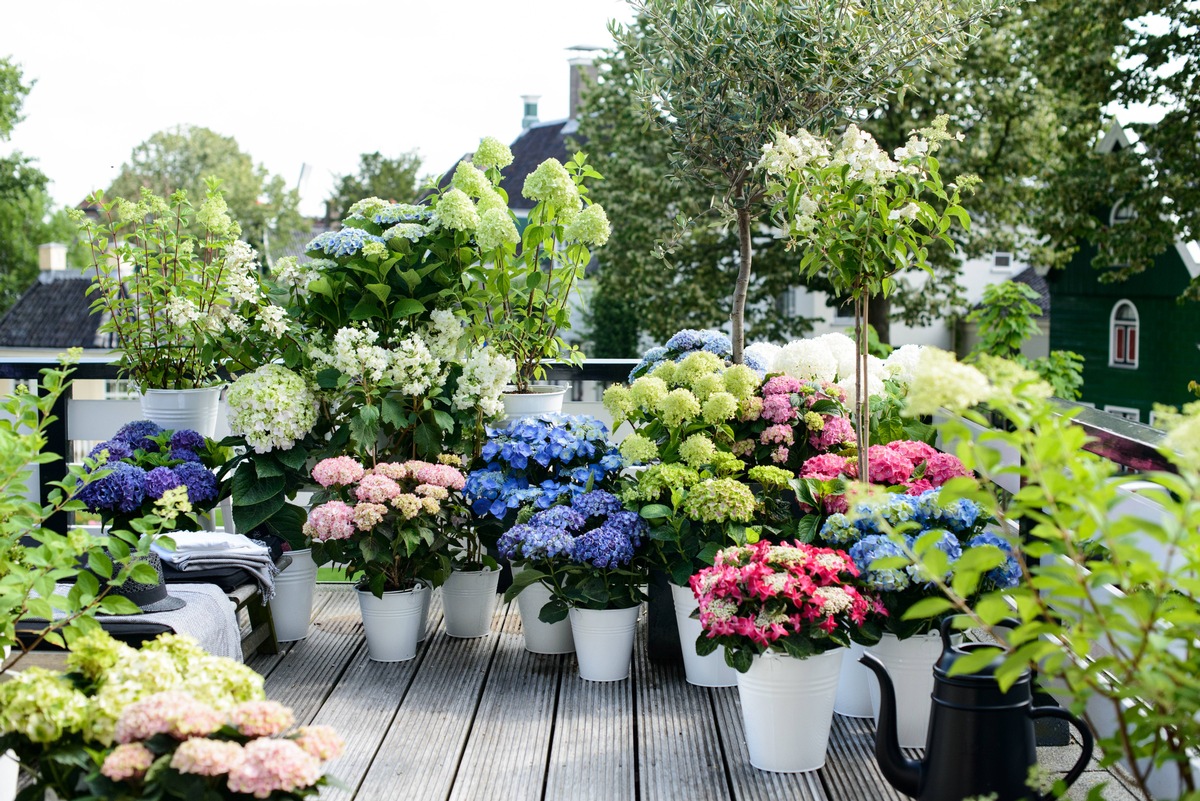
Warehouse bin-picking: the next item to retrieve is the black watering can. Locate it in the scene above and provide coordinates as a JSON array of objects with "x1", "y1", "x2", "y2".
[{"x1": 860, "y1": 617, "x2": 1094, "y2": 801}]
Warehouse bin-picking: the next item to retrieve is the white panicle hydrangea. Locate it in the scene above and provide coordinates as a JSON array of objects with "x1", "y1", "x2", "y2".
[
  {"x1": 476, "y1": 208, "x2": 520, "y2": 252},
  {"x1": 166, "y1": 296, "x2": 202, "y2": 326},
  {"x1": 431, "y1": 188, "x2": 479, "y2": 232},
  {"x1": 224, "y1": 267, "x2": 261, "y2": 305},
  {"x1": 387, "y1": 334, "x2": 441, "y2": 395},
  {"x1": 904, "y1": 347, "x2": 994, "y2": 417},
  {"x1": 227, "y1": 365, "x2": 319, "y2": 453},
  {"x1": 772, "y1": 339, "x2": 837, "y2": 382},
  {"x1": 310, "y1": 327, "x2": 390, "y2": 383},
  {"x1": 833, "y1": 124, "x2": 899, "y2": 185},
  {"x1": 815, "y1": 332, "x2": 857, "y2": 380},
  {"x1": 888, "y1": 202, "x2": 920, "y2": 222},
  {"x1": 258, "y1": 304, "x2": 288, "y2": 337},
  {"x1": 757, "y1": 129, "x2": 831, "y2": 177},
  {"x1": 744, "y1": 341, "x2": 781, "y2": 368},
  {"x1": 474, "y1": 136, "x2": 514, "y2": 171},
  {"x1": 272, "y1": 256, "x2": 319, "y2": 289},
  {"x1": 884, "y1": 344, "x2": 924, "y2": 386},
  {"x1": 224, "y1": 240, "x2": 258, "y2": 271},
  {"x1": 422, "y1": 309, "x2": 462, "y2": 363},
  {"x1": 453, "y1": 348, "x2": 517, "y2": 418},
  {"x1": 451, "y1": 162, "x2": 492, "y2": 198}
]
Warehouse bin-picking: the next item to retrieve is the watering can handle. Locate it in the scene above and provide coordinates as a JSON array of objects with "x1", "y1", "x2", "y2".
[{"x1": 1028, "y1": 706, "x2": 1094, "y2": 801}]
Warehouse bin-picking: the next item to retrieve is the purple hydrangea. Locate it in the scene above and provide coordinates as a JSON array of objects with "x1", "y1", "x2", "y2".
[
  {"x1": 572, "y1": 490, "x2": 625, "y2": 520},
  {"x1": 88, "y1": 440, "x2": 132, "y2": 464},
  {"x1": 112, "y1": 420, "x2": 163, "y2": 452},
  {"x1": 144, "y1": 466, "x2": 182, "y2": 500},
  {"x1": 498, "y1": 522, "x2": 575, "y2": 561},
  {"x1": 569, "y1": 512, "x2": 646, "y2": 569},
  {"x1": 169, "y1": 447, "x2": 202, "y2": 463},
  {"x1": 968, "y1": 532, "x2": 1022, "y2": 590},
  {"x1": 168, "y1": 429, "x2": 206, "y2": 453},
  {"x1": 174, "y1": 462, "x2": 219, "y2": 506},
  {"x1": 77, "y1": 462, "x2": 147, "y2": 514}
]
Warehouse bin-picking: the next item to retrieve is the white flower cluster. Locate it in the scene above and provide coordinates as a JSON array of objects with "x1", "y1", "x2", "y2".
[
  {"x1": 386, "y1": 333, "x2": 440, "y2": 395},
  {"x1": 166, "y1": 296, "x2": 203, "y2": 327},
  {"x1": 223, "y1": 241, "x2": 263, "y2": 306},
  {"x1": 831, "y1": 124, "x2": 900, "y2": 186},
  {"x1": 453, "y1": 348, "x2": 516, "y2": 418},
  {"x1": 883, "y1": 344, "x2": 924, "y2": 386},
  {"x1": 757, "y1": 129, "x2": 831, "y2": 177},
  {"x1": 257, "y1": 304, "x2": 288, "y2": 337},
  {"x1": 421, "y1": 309, "x2": 462, "y2": 364},
  {"x1": 310, "y1": 327, "x2": 391, "y2": 383},
  {"x1": 227, "y1": 365, "x2": 319, "y2": 453},
  {"x1": 769, "y1": 332, "x2": 898, "y2": 400},
  {"x1": 904, "y1": 347, "x2": 993, "y2": 417},
  {"x1": 272, "y1": 256, "x2": 320, "y2": 290}
]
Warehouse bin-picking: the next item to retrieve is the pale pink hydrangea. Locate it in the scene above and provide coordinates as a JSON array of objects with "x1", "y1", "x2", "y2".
[
  {"x1": 355, "y1": 474, "x2": 402, "y2": 504},
  {"x1": 771, "y1": 445, "x2": 789, "y2": 464},
  {"x1": 809, "y1": 415, "x2": 855, "y2": 450},
  {"x1": 760, "y1": 394, "x2": 796, "y2": 424},
  {"x1": 759, "y1": 424, "x2": 794, "y2": 445},
  {"x1": 312, "y1": 456, "x2": 365, "y2": 488},
  {"x1": 415, "y1": 483, "x2": 449, "y2": 500},
  {"x1": 101, "y1": 742, "x2": 154, "y2": 781},
  {"x1": 293, "y1": 725, "x2": 345, "y2": 761},
  {"x1": 171, "y1": 738, "x2": 246, "y2": 777},
  {"x1": 732, "y1": 439, "x2": 756, "y2": 457},
  {"x1": 352, "y1": 502, "x2": 387, "y2": 531},
  {"x1": 924, "y1": 452, "x2": 972, "y2": 485},
  {"x1": 762, "y1": 375, "x2": 803, "y2": 396},
  {"x1": 414, "y1": 462, "x2": 466, "y2": 490},
  {"x1": 887, "y1": 439, "x2": 939, "y2": 465},
  {"x1": 866, "y1": 445, "x2": 915, "y2": 485},
  {"x1": 371, "y1": 462, "x2": 411, "y2": 481},
  {"x1": 114, "y1": 691, "x2": 223, "y2": 744},
  {"x1": 304, "y1": 501, "x2": 356, "y2": 542},
  {"x1": 229, "y1": 701, "x2": 294, "y2": 738},
  {"x1": 226, "y1": 739, "x2": 322, "y2": 799},
  {"x1": 391, "y1": 494, "x2": 422, "y2": 519}
]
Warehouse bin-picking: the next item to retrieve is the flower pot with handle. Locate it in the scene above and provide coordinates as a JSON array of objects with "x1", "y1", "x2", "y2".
[
  {"x1": 568, "y1": 605, "x2": 640, "y2": 682},
  {"x1": 669, "y1": 581, "x2": 736, "y2": 687},
  {"x1": 269, "y1": 548, "x2": 317, "y2": 642},
  {"x1": 442, "y1": 567, "x2": 500, "y2": 638},
  {"x1": 737, "y1": 648, "x2": 844, "y2": 772},
  {"x1": 356, "y1": 582, "x2": 429, "y2": 662},
  {"x1": 140, "y1": 386, "x2": 223, "y2": 438}
]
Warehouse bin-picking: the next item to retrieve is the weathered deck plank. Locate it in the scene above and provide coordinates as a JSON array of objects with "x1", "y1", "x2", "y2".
[
  {"x1": 823, "y1": 715, "x2": 907, "y2": 801},
  {"x1": 246, "y1": 589, "x2": 336, "y2": 678}
]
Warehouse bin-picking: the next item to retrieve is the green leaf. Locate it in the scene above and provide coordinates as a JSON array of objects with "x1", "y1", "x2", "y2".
[
  {"x1": 232, "y1": 495, "x2": 286, "y2": 533},
  {"x1": 365, "y1": 283, "x2": 391, "y2": 303},
  {"x1": 639, "y1": 504, "x2": 673, "y2": 520},
  {"x1": 276, "y1": 445, "x2": 308, "y2": 471},
  {"x1": 390, "y1": 298, "x2": 426, "y2": 319},
  {"x1": 129, "y1": 562, "x2": 160, "y2": 585},
  {"x1": 75, "y1": 570, "x2": 101, "y2": 599},
  {"x1": 901, "y1": 596, "x2": 956, "y2": 620},
  {"x1": 502, "y1": 568, "x2": 549, "y2": 603},
  {"x1": 231, "y1": 468, "x2": 285, "y2": 506},
  {"x1": 98, "y1": 595, "x2": 141, "y2": 615},
  {"x1": 87, "y1": 551, "x2": 113, "y2": 580}
]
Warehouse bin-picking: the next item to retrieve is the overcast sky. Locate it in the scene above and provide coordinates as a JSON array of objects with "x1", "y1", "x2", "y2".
[{"x1": 1, "y1": 0, "x2": 634, "y2": 217}]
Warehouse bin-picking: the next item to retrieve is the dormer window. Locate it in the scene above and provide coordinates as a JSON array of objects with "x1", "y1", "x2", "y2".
[
  {"x1": 1109, "y1": 300, "x2": 1139, "y2": 368},
  {"x1": 991, "y1": 251, "x2": 1012, "y2": 272},
  {"x1": 1110, "y1": 201, "x2": 1137, "y2": 226}
]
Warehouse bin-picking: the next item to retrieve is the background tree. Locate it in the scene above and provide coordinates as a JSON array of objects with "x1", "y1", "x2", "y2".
[
  {"x1": 326, "y1": 150, "x2": 423, "y2": 221},
  {"x1": 107, "y1": 125, "x2": 304, "y2": 260},
  {"x1": 0, "y1": 57, "x2": 82, "y2": 312}
]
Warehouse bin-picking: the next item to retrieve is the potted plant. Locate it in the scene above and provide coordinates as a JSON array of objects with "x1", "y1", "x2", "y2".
[
  {"x1": 463, "y1": 414, "x2": 624, "y2": 653},
  {"x1": 691, "y1": 540, "x2": 878, "y2": 772},
  {"x1": 439, "y1": 457, "x2": 501, "y2": 639},
  {"x1": 304, "y1": 456, "x2": 463, "y2": 662},
  {"x1": 73, "y1": 182, "x2": 280, "y2": 436},
  {"x1": 820, "y1": 487, "x2": 1020, "y2": 746},
  {"x1": 502, "y1": 490, "x2": 649, "y2": 682}
]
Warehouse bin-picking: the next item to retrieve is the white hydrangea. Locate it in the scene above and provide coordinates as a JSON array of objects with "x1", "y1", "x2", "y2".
[
  {"x1": 835, "y1": 366, "x2": 886, "y2": 403},
  {"x1": 884, "y1": 344, "x2": 924, "y2": 386},
  {"x1": 421, "y1": 309, "x2": 461, "y2": 363},
  {"x1": 757, "y1": 129, "x2": 831, "y2": 177},
  {"x1": 224, "y1": 267, "x2": 261, "y2": 306},
  {"x1": 832, "y1": 124, "x2": 899, "y2": 185},
  {"x1": 772, "y1": 338, "x2": 838, "y2": 382},
  {"x1": 224, "y1": 240, "x2": 258, "y2": 272},
  {"x1": 453, "y1": 348, "x2": 516, "y2": 419},
  {"x1": 165, "y1": 296, "x2": 202, "y2": 326},
  {"x1": 310, "y1": 327, "x2": 390, "y2": 383},
  {"x1": 227, "y1": 365, "x2": 319, "y2": 454},
  {"x1": 904, "y1": 347, "x2": 994, "y2": 417},
  {"x1": 814, "y1": 332, "x2": 857, "y2": 380},
  {"x1": 257, "y1": 304, "x2": 288, "y2": 337},
  {"x1": 387, "y1": 334, "x2": 441, "y2": 395},
  {"x1": 744, "y1": 341, "x2": 781, "y2": 368},
  {"x1": 272, "y1": 256, "x2": 319, "y2": 290}
]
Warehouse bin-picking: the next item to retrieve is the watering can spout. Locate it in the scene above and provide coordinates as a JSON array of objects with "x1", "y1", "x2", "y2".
[{"x1": 860, "y1": 652, "x2": 923, "y2": 797}]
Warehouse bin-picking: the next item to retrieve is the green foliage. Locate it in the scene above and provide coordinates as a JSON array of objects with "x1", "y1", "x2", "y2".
[
  {"x1": 106, "y1": 125, "x2": 304, "y2": 261},
  {"x1": 582, "y1": 289, "x2": 641, "y2": 359},
  {"x1": 326, "y1": 150, "x2": 423, "y2": 221}
]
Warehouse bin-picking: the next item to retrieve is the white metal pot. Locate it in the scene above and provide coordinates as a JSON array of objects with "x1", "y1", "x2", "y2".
[
  {"x1": 140, "y1": 386, "x2": 223, "y2": 437},
  {"x1": 866, "y1": 631, "x2": 950, "y2": 748},
  {"x1": 737, "y1": 648, "x2": 843, "y2": 773},
  {"x1": 357, "y1": 583, "x2": 429, "y2": 662},
  {"x1": 442, "y1": 567, "x2": 500, "y2": 638},
  {"x1": 269, "y1": 549, "x2": 317, "y2": 642},
  {"x1": 669, "y1": 581, "x2": 737, "y2": 687},
  {"x1": 499, "y1": 385, "x2": 567, "y2": 420},
  {"x1": 0, "y1": 750, "x2": 16, "y2": 801},
  {"x1": 834, "y1": 641, "x2": 875, "y2": 718},
  {"x1": 513, "y1": 571, "x2": 574, "y2": 654},
  {"x1": 569, "y1": 605, "x2": 640, "y2": 682}
]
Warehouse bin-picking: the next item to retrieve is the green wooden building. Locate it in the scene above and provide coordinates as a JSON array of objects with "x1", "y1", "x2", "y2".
[{"x1": 1047, "y1": 126, "x2": 1200, "y2": 424}]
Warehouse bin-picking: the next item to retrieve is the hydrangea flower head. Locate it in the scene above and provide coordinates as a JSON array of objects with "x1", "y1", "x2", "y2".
[{"x1": 474, "y1": 136, "x2": 514, "y2": 170}]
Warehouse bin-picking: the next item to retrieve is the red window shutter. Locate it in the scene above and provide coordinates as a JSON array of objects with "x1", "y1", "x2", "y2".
[
  {"x1": 1115, "y1": 328, "x2": 1125, "y2": 361},
  {"x1": 1128, "y1": 328, "x2": 1137, "y2": 362}
]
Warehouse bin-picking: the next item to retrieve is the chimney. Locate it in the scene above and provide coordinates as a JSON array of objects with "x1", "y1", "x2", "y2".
[
  {"x1": 567, "y1": 46, "x2": 601, "y2": 120},
  {"x1": 38, "y1": 242, "x2": 69, "y2": 284},
  {"x1": 521, "y1": 95, "x2": 541, "y2": 130}
]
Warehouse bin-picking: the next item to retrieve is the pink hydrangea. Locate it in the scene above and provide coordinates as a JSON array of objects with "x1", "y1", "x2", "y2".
[
  {"x1": 760, "y1": 394, "x2": 796, "y2": 424},
  {"x1": 101, "y1": 743, "x2": 154, "y2": 781},
  {"x1": 904, "y1": 479, "x2": 935, "y2": 495},
  {"x1": 924, "y1": 452, "x2": 972, "y2": 486},
  {"x1": 114, "y1": 691, "x2": 223, "y2": 744},
  {"x1": 809, "y1": 415, "x2": 854, "y2": 450},
  {"x1": 740, "y1": 396, "x2": 764, "y2": 421},
  {"x1": 311, "y1": 456, "x2": 365, "y2": 487},
  {"x1": 226, "y1": 739, "x2": 323, "y2": 799},
  {"x1": 414, "y1": 462, "x2": 466, "y2": 491},
  {"x1": 293, "y1": 725, "x2": 345, "y2": 761},
  {"x1": 866, "y1": 445, "x2": 915, "y2": 485},
  {"x1": 887, "y1": 439, "x2": 939, "y2": 466},
  {"x1": 229, "y1": 700, "x2": 294, "y2": 738},
  {"x1": 171, "y1": 738, "x2": 246, "y2": 777},
  {"x1": 304, "y1": 501, "x2": 356, "y2": 542},
  {"x1": 823, "y1": 493, "x2": 849, "y2": 514},
  {"x1": 815, "y1": 381, "x2": 847, "y2": 404},
  {"x1": 771, "y1": 445, "x2": 790, "y2": 464},
  {"x1": 355, "y1": 473, "x2": 402, "y2": 504},
  {"x1": 800, "y1": 453, "x2": 856, "y2": 481},
  {"x1": 759, "y1": 424, "x2": 794, "y2": 446},
  {"x1": 762, "y1": 375, "x2": 802, "y2": 396}
]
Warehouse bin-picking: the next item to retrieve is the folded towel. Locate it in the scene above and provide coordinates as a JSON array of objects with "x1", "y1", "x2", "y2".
[
  {"x1": 153, "y1": 539, "x2": 280, "y2": 603},
  {"x1": 163, "y1": 531, "x2": 269, "y2": 554}
]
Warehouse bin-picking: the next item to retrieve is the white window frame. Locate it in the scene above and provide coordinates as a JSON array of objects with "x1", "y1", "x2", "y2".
[
  {"x1": 991, "y1": 251, "x2": 1013, "y2": 272},
  {"x1": 1108, "y1": 299, "x2": 1139, "y2": 369},
  {"x1": 1103, "y1": 405, "x2": 1141, "y2": 423},
  {"x1": 1110, "y1": 201, "x2": 1137, "y2": 226},
  {"x1": 831, "y1": 297, "x2": 855, "y2": 323}
]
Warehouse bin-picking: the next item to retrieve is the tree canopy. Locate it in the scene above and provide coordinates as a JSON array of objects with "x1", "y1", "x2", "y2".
[
  {"x1": 107, "y1": 125, "x2": 304, "y2": 260},
  {"x1": 326, "y1": 150, "x2": 423, "y2": 222}
]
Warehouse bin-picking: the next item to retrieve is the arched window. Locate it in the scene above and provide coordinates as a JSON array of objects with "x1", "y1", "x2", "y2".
[{"x1": 1110, "y1": 300, "x2": 1139, "y2": 368}]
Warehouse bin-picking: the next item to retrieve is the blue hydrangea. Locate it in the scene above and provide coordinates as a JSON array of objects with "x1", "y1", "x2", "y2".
[
  {"x1": 742, "y1": 350, "x2": 769, "y2": 377},
  {"x1": 968, "y1": 532, "x2": 1022, "y2": 590},
  {"x1": 572, "y1": 490, "x2": 625, "y2": 520},
  {"x1": 144, "y1": 466, "x2": 182, "y2": 500},
  {"x1": 88, "y1": 440, "x2": 132, "y2": 464},
  {"x1": 819, "y1": 512, "x2": 860, "y2": 546},
  {"x1": 174, "y1": 462, "x2": 218, "y2": 506},
  {"x1": 374, "y1": 204, "x2": 432, "y2": 225},
  {"x1": 848, "y1": 534, "x2": 912, "y2": 592},
  {"x1": 168, "y1": 429, "x2": 205, "y2": 453},
  {"x1": 529, "y1": 506, "x2": 586, "y2": 531},
  {"x1": 906, "y1": 529, "x2": 962, "y2": 584},
  {"x1": 569, "y1": 514, "x2": 645, "y2": 568},
  {"x1": 629, "y1": 346, "x2": 669, "y2": 382},
  {"x1": 169, "y1": 447, "x2": 202, "y2": 463},
  {"x1": 112, "y1": 420, "x2": 163, "y2": 452},
  {"x1": 77, "y1": 462, "x2": 147, "y2": 514},
  {"x1": 307, "y1": 228, "x2": 386, "y2": 257},
  {"x1": 498, "y1": 523, "x2": 575, "y2": 561}
]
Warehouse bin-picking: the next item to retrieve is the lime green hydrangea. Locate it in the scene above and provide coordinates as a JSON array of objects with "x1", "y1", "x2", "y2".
[
  {"x1": 975, "y1": 354, "x2": 1053, "y2": 400},
  {"x1": 702, "y1": 391, "x2": 740, "y2": 424},
  {"x1": 710, "y1": 452, "x2": 746, "y2": 475},
  {"x1": 679, "y1": 434, "x2": 718, "y2": 468},
  {"x1": 689, "y1": 371, "x2": 725, "y2": 402},
  {"x1": 66, "y1": 629, "x2": 135, "y2": 682},
  {"x1": 804, "y1": 411, "x2": 825, "y2": 431},
  {"x1": 682, "y1": 478, "x2": 757, "y2": 523},
  {"x1": 603, "y1": 384, "x2": 635, "y2": 424},
  {"x1": 362, "y1": 240, "x2": 388, "y2": 259},
  {"x1": 629, "y1": 376, "x2": 669, "y2": 410},
  {"x1": 650, "y1": 360, "x2": 679, "y2": 385},
  {"x1": 676, "y1": 352, "x2": 725, "y2": 388},
  {"x1": 723, "y1": 364, "x2": 762, "y2": 401},
  {"x1": 197, "y1": 192, "x2": 239, "y2": 238},
  {"x1": 522, "y1": 158, "x2": 581, "y2": 213},
  {"x1": 142, "y1": 632, "x2": 211, "y2": 666},
  {"x1": 474, "y1": 136, "x2": 514, "y2": 170},
  {"x1": 661, "y1": 388, "x2": 701, "y2": 427},
  {"x1": 476, "y1": 187, "x2": 508, "y2": 216},
  {"x1": 748, "y1": 465, "x2": 795, "y2": 489},
  {"x1": 1154, "y1": 400, "x2": 1200, "y2": 472},
  {"x1": 563, "y1": 203, "x2": 611, "y2": 246},
  {"x1": 451, "y1": 162, "x2": 492, "y2": 198},
  {"x1": 183, "y1": 656, "x2": 266, "y2": 708},
  {"x1": 619, "y1": 432, "x2": 660, "y2": 465},
  {"x1": 432, "y1": 188, "x2": 479, "y2": 232},
  {"x1": 0, "y1": 668, "x2": 89, "y2": 743},
  {"x1": 347, "y1": 197, "x2": 390, "y2": 218},
  {"x1": 476, "y1": 207, "x2": 520, "y2": 251},
  {"x1": 625, "y1": 463, "x2": 701, "y2": 502}
]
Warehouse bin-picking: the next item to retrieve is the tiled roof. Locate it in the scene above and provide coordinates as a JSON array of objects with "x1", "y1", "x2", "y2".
[
  {"x1": 272, "y1": 219, "x2": 333, "y2": 264},
  {"x1": 0, "y1": 277, "x2": 106, "y2": 348},
  {"x1": 1012, "y1": 266, "x2": 1051, "y2": 316}
]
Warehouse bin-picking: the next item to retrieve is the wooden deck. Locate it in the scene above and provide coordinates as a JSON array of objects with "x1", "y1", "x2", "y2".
[{"x1": 249, "y1": 586, "x2": 1137, "y2": 801}]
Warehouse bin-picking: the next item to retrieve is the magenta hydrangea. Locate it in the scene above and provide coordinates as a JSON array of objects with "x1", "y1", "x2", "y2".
[
  {"x1": 866, "y1": 445, "x2": 915, "y2": 485},
  {"x1": 809, "y1": 415, "x2": 855, "y2": 450},
  {"x1": 924, "y1": 452, "x2": 972, "y2": 485}
]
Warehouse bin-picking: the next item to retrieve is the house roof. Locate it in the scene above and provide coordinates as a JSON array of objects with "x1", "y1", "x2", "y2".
[
  {"x1": 271, "y1": 218, "x2": 333, "y2": 265},
  {"x1": 1012, "y1": 266, "x2": 1052, "y2": 316},
  {"x1": 0, "y1": 277, "x2": 106, "y2": 349}
]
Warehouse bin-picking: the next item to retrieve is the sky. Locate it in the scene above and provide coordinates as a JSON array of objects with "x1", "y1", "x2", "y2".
[{"x1": 0, "y1": 0, "x2": 635, "y2": 217}]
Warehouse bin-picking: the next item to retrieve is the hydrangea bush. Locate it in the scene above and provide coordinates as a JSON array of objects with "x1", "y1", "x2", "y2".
[
  {"x1": 690, "y1": 540, "x2": 880, "y2": 671},
  {"x1": 305, "y1": 455, "x2": 467, "y2": 596},
  {"x1": 628, "y1": 328, "x2": 769, "y2": 382},
  {"x1": 819, "y1": 488, "x2": 1016, "y2": 638},
  {"x1": 500, "y1": 490, "x2": 649, "y2": 619},
  {"x1": 732, "y1": 373, "x2": 855, "y2": 473}
]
